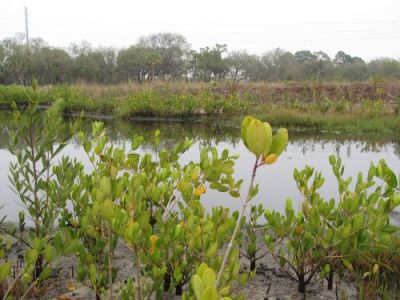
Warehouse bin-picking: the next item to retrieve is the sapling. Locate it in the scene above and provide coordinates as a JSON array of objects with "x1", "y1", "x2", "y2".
[
  {"x1": 240, "y1": 204, "x2": 266, "y2": 272},
  {"x1": 328, "y1": 156, "x2": 400, "y2": 295},
  {"x1": 215, "y1": 116, "x2": 288, "y2": 288},
  {"x1": 67, "y1": 122, "x2": 129, "y2": 300},
  {"x1": 73, "y1": 123, "x2": 242, "y2": 300},
  {"x1": 0, "y1": 79, "x2": 81, "y2": 297},
  {"x1": 264, "y1": 157, "x2": 400, "y2": 296}
]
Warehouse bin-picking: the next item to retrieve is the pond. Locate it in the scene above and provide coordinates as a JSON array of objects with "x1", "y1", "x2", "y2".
[{"x1": 1, "y1": 112, "x2": 400, "y2": 223}]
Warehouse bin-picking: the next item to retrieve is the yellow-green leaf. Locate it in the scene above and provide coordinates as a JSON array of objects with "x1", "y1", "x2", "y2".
[
  {"x1": 201, "y1": 268, "x2": 216, "y2": 288},
  {"x1": 201, "y1": 287, "x2": 218, "y2": 300},
  {"x1": 269, "y1": 128, "x2": 288, "y2": 156}
]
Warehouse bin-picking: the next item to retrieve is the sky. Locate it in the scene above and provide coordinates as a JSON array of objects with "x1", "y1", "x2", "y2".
[{"x1": 0, "y1": 0, "x2": 399, "y2": 61}]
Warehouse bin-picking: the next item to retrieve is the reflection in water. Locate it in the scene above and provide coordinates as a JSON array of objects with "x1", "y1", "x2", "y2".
[{"x1": 1, "y1": 111, "x2": 400, "y2": 222}]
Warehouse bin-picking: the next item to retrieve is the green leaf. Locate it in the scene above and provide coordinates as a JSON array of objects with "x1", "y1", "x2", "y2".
[
  {"x1": 268, "y1": 128, "x2": 288, "y2": 156},
  {"x1": 32, "y1": 238, "x2": 43, "y2": 250},
  {"x1": 239, "y1": 272, "x2": 248, "y2": 285},
  {"x1": 44, "y1": 245, "x2": 57, "y2": 262},
  {"x1": 25, "y1": 249, "x2": 39, "y2": 264},
  {"x1": 342, "y1": 259, "x2": 353, "y2": 272},
  {"x1": 229, "y1": 191, "x2": 240, "y2": 198},
  {"x1": 241, "y1": 116, "x2": 254, "y2": 147},
  {"x1": 191, "y1": 274, "x2": 204, "y2": 300},
  {"x1": 201, "y1": 287, "x2": 218, "y2": 300},
  {"x1": 201, "y1": 268, "x2": 216, "y2": 288},
  {"x1": 383, "y1": 167, "x2": 398, "y2": 188},
  {"x1": 381, "y1": 225, "x2": 398, "y2": 234},
  {"x1": 206, "y1": 242, "x2": 218, "y2": 259},
  {"x1": 245, "y1": 119, "x2": 271, "y2": 156},
  {"x1": 352, "y1": 214, "x2": 365, "y2": 231},
  {"x1": 39, "y1": 266, "x2": 52, "y2": 280},
  {"x1": 0, "y1": 263, "x2": 11, "y2": 282},
  {"x1": 83, "y1": 140, "x2": 92, "y2": 153},
  {"x1": 100, "y1": 176, "x2": 111, "y2": 196},
  {"x1": 196, "y1": 263, "x2": 208, "y2": 277},
  {"x1": 323, "y1": 264, "x2": 331, "y2": 275}
]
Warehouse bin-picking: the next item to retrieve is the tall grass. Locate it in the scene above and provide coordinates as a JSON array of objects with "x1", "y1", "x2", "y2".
[{"x1": 1, "y1": 81, "x2": 400, "y2": 135}]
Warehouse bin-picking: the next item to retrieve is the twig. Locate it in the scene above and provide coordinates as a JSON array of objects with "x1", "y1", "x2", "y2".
[{"x1": 216, "y1": 157, "x2": 259, "y2": 287}]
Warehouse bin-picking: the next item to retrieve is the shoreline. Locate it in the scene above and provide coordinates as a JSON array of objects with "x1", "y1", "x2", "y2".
[{"x1": 0, "y1": 81, "x2": 400, "y2": 136}]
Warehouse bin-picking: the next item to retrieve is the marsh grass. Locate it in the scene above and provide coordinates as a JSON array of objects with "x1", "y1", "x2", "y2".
[
  {"x1": 1, "y1": 81, "x2": 400, "y2": 134},
  {"x1": 253, "y1": 103, "x2": 400, "y2": 135}
]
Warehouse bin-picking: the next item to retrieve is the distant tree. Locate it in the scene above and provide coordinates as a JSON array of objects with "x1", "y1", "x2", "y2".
[
  {"x1": 96, "y1": 47, "x2": 117, "y2": 83},
  {"x1": 333, "y1": 51, "x2": 353, "y2": 65},
  {"x1": 295, "y1": 50, "x2": 332, "y2": 80},
  {"x1": 116, "y1": 46, "x2": 149, "y2": 82},
  {"x1": 368, "y1": 58, "x2": 400, "y2": 79},
  {"x1": 261, "y1": 49, "x2": 300, "y2": 81},
  {"x1": 224, "y1": 51, "x2": 267, "y2": 81},
  {"x1": 279, "y1": 51, "x2": 301, "y2": 80},
  {"x1": 261, "y1": 48, "x2": 285, "y2": 80},
  {"x1": 191, "y1": 44, "x2": 228, "y2": 81},
  {"x1": 241, "y1": 55, "x2": 267, "y2": 81},
  {"x1": 0, "y1": 32, "x2": 400, "y2": 84},
  {"x1": 225, "y1": 50, "x2": 251, "y2": 81},
  {"x1": 32, "y1": 47, "x2": 73, "y2": 84},
  {"x1": 0, "y1": 42, "x2": 7, "y2": 84},
  {"x1": 333, "y1": 51, "x2": 366, "y2": 80},
  {"x1": 68, "y1": 42, "x2": 116, "y2": 83},
  {"x1": 314, "y1": 51, "x2": 332, "y2": 81},
  {"x1": 138, "y1": 33, "x2": 191, "y2": 80},
  {"x1": 0, "y1": 34, "x2": 30, "y2": 84},
  {"x1": 145, "y1": 51, "x2": 162, "y2": 81}
]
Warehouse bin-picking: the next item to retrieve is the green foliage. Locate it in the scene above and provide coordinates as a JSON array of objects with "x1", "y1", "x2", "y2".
[
  {"x1": 208, "y1": 116, "x2": 288, "y2": 295},
  {"x1": 241, "y1": 204, "x2": 265, "y2": 271},
  {"x1": 0, "y1": 80, "x2": 82, "y2": 298},
  {"x1": 183, "y1": 263, "x2": 232, "y2": 300},
  {"x1": 264, "y1": 155, "x2": 400, "y2": 295},
  {"x1": 117, "y1": 90, "x2": 248, "y2": 118},
  {"x1": 2, "y1": 105, "x2": 399, "y2": 299},
  {"x1": 65, "y1": 119, "x2": 244, "y2": 299}
]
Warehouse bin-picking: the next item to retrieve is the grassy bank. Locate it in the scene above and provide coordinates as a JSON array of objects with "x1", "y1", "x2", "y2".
[
  {"x1": 1, "y1": 81, "x2": 400, "y2": 135},
  {"x1": 253, "y1": 104, "x2": 400, "y2": 136},
  {"x1": 0, "y1": 83, "x2": 250, "y2": 116}
]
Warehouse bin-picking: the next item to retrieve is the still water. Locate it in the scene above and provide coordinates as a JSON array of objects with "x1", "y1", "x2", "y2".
[{"x1": 1, "y1": 113, "x2": 400, "y2": 222}]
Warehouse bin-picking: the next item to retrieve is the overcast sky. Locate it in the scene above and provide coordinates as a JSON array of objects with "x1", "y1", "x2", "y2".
[{"x1": 1, "y1": 0, "x2": 399, "y2": 60}]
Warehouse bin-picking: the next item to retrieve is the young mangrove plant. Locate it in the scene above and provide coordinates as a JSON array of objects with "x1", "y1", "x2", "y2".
[
  {"x1": 328, "y1": 156, "x2": 400, "y2": 297},
  {"x1": 240, "y1": 204, "x2": 266, "y2": 272},
  {"x1": 70, "y1": 120, "x2": 243, "y2": 299},
  {"x1": 264, "y1": 156, "x2": 400, "y2": 296},
  {"x1": 0, "y1": 79, "x2": 82, "y2": 298},
  {"x1": 215, "y1": 116, "x2": 288, "y2": 286},
  {"x1": 264, "y1": 166, "x2": 335, "y2": 294}
]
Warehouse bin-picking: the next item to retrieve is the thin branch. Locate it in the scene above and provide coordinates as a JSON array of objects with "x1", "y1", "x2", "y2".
[{"x1": 216, "y1": 156, "x2": 259, "y2": 287}]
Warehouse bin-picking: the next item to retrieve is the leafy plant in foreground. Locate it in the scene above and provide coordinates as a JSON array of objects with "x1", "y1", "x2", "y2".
[
  {"x1": 264, "y1": 156, "x2": 400, "y2": 296},
  {"x1": 69, "y1": 120, "x2": 243, "y2": 299},
  {"x1": 264, "y1": 166, "x2": 334, "y2": 293},
  {"x1": 217, "y1": 116, "x2": 287, "y2": 286},
  {"x1": 328, "y1": 156, "x2": 400, "y2": 298},
  {"x1": 240, "y1": 204, "x2": 266, "y2": 272},
  {"x1": 0, "y1": 79, "x2": 81, "y2": 298}
]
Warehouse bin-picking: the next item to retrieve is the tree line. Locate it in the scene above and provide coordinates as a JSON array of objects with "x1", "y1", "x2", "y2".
[{"x1": 1, "y1": 32, "x2": 399, "y2": 85}]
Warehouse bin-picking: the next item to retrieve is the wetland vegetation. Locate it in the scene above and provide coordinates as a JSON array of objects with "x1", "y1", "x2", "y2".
[
  {"x1": 1, "y1": 31, "x2": 400, "y2": 299},
  {"x1": 0, "y1": 81, "x2": 399, "y2": 299}
]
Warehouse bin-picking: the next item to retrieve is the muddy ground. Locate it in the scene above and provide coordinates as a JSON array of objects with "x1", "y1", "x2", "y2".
[{"x1": 4, "y1": 236, "x2": 361, "y2": 300}]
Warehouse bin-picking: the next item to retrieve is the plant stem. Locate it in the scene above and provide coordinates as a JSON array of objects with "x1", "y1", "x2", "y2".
[
  {"x1": 107, "y1": 226, "x2": 114, "y2": 300},
  {"x1": 135, "y1": 249, "x2": 142, "y2": 300},
  {"x1": 216, "y1": 157, "x2": 259, "y2": 287},
  {"x1": 3, "y1": 269, "x2": 24, "y2": 300}
]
